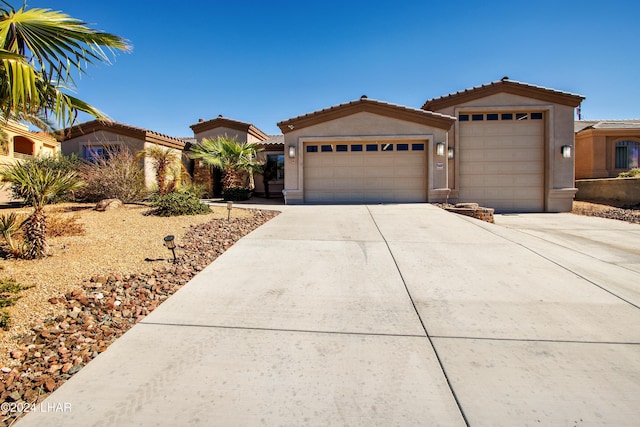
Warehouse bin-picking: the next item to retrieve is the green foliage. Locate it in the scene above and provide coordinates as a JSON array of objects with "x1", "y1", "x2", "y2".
[
  {"x1": 189, "y1": 136, "x2": 263, "y2": 191},
  {"x1": 0, "y1": 155, "x2": 83, "y2": 210},
  {"x1": 149, "y1": 190, "x2": 211, "y2": 217},
  {"x1": 0, "y1": 212, "x2": 24, "y2": 256},
  {"x1": 137, "y1": 146, "x2": 182, "y2": 196},
  {"x1": 78, "y1": 147, "x2": 147, "y2": 202},
  {"x1": 618, "y1": 168, "x2": 640, "y2": 178},
  {"x1": 0, "y1": 156, "x2": 83, "y2": 258},
  {"x1": 0, "y1": 278, "x2": 32, "y2": 329},
  {"x1": 222, "y1": 186, "x2": 251, "y2": 201},
  {"x1": 8, "y1": 154, "x2": 80, "y2": 202},
  {"x1": 0, "y1": 4, "x2": 131, "y2": 129}
]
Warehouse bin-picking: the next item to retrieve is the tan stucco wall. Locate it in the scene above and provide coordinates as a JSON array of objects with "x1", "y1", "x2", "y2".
[
  {"x1": 60, "y1": 131, "x2": 166, "y2": 188},
  {"x1": 575, "y1": 130, "x2": 640, "y2": 179},
  {"x1": 192, "y1": 127, "x2": 249, "y2": 143},
  {"x1": 1, "y1": 121, "x2": 59, "y2": 164},
  {"x1": 282, "y1": 111, "x2": 450, "y2": 204},
  {"x1": 431, "y1": 93, "x2": 577, "y2": 212},
  {"x1": 575, "y1": 177, "x2": 640, "y2": 205}
]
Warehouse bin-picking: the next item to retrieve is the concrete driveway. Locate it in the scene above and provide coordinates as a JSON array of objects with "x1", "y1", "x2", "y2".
[{"x1": 19, "y1": 205, "x2": 640, "y2": 426}]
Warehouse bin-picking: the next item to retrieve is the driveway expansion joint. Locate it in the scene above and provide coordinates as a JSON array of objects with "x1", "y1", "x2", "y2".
[
  {"x1": 430, "y1": 335, "x2": 640, "y2": 346},
  {"x1": 138, "y1": 321, "x2": 428, "y2": 339}
]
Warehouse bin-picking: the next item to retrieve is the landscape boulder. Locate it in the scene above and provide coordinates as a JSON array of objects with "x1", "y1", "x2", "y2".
[{"x1": 95, "y1": 199, "x2": 123, "y2": 212}]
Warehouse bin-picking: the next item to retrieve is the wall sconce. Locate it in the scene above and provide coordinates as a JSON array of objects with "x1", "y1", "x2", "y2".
[
  {"x1": 561, "y1": 145, "x2": 572, "y2": 158},
  {"x1": 288, "y1": 145, "x2": 296, "y2": 158},
  {"x1": 436, "y1": 142, "x2": 445, "y2": 157},
  {"x1": 448, "y1": 147, "x2": 455, "y2": 159},
  {"x1": 163, "y1": 235, "x2": 176, "y2": 263}
]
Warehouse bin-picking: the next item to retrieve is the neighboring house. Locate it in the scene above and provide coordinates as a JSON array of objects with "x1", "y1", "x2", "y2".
[
  {"x1": 574, "y1": 120, "x2": 640, "y2": 179},
  {"x1": 0, "y1": 120, "x2": 61, "y2": 203},
  {"x1": 60, "y1": 120, "x2": 186, "y2": 189},
  {"x1": 0, "y1": 119, "x2": 60, "y2": 165},
  {"x1": 189, "y1": 115, "x2": 284, "y2": 197},
  {"x1": 278, "y1": 78, "x2": 583, "y2": 212}
]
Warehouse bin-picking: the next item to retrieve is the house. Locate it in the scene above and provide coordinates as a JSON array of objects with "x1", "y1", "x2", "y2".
[
  {"x1": 278, "y1": 78, "x2": 583, "y2": 212},
  {"x1": 574, "y1": 120, "x2": 640, "y2": 179},
  {"x1": 60, "y1": 120, "x2": 186, "y2": 189},
  {"x1": 0, "y1": 119, "x2": 61, "y2": 202},
  {"x1": 0, "y1": 119, "x2": 60, "y2": 164},
  {"x1": 189, "y1": 115, "x2": 284, "y2": 198}
]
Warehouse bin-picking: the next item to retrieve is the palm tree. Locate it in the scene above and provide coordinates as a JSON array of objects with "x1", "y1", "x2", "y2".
[
  {"x1": 0, "y1": 3, "x2": 131, "y2": 130},
  {"x1": 137, "y1": 146, "x2": 181, "y2": 196},
  {"x1": 0, "y1": 158, "x2": 82, "y2": 258},
  {"x1": 188, "y1": 136, "x2": 263, "y2": 191}
]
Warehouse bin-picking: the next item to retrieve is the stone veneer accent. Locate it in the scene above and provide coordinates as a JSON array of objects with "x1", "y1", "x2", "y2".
[{"x1": 444, "y1": 203, "x2": 495, "y2": 224}]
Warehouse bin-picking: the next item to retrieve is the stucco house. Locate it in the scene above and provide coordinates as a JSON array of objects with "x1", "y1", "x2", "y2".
[
  {"x1": 189, "y1": 115, "x2": 284, "y2": 198},
  {"x1": 0, "y1": 119, "x2": 61, "y2": 202},
  {"x1": 60, "y1": 120, "x2": 186, "y2": 189},
  {"x1": 0, "y1": 119, "x2": 60, "y2": 164},
  {"x1": 278, "y1": 78, "x2": 583, "y2": 212},
  {"x1": 574, "y1": 120, "x2": 640, "y2": 179}
]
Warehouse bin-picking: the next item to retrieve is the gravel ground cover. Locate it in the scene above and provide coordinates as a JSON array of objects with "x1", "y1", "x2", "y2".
[
  {"x1": 572, "y1": 201, "x2": 640, "y2": 224},
  {"x1": 0, "y1": 202, "x2": 278, "y2": 425}
]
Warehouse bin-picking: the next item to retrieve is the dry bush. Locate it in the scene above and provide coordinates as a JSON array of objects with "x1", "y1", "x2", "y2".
[
  {"x1": 77, "y1": 147, "x2": 148, "y2": 203},
  {"x1": 47, "y1": 214, "x2": 85, "y2": 237}
]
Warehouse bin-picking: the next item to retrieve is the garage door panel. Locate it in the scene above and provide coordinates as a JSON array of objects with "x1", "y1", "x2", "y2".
[
  {"x1": 459, "y1": 114, "x2": 544, "y2": 212},
  {"x1": 304, "y1": 142, "x2": 426, "y2": 203}
]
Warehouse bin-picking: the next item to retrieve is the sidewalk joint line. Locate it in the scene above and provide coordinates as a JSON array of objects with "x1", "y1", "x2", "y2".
[
  {"x1": 430, "y1": 335, "x2": 640, "y2": 346},
  {"x1": 366, "y1": 205, "x2": 471, "y2": 427},
  {"x1": 138, "y1": 321, "x2": 427, "y2": 339}
]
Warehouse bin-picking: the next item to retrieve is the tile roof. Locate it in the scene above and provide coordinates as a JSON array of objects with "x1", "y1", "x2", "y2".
[
  {"x1": 60, "y1": 120, "x2": 186, "y2": 149},
  {"x1": 261, "y1": 135, "x2": 284, "y2": 145},
  {"x1": 277, "y1": 96, "x2": 456, "y2": 133},
  {"x1": 575, "y1": 120, "x2": 640, "y2": 133},
  {"x1": 189, "y1": 115, "x2": 268, "y2": 141},
  {"x1": 423, "y1": 78, "x2": 585, "y2": 110}
]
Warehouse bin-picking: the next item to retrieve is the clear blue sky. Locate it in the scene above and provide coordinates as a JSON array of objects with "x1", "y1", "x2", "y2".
[{"x1": 25, "y1": 0, "x2": 640, "y2": 137}]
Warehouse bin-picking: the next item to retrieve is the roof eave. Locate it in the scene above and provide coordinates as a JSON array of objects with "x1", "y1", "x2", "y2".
[
  {"x1": 423, "y1": 80, "x2": 585, "y2": 111},
  {"x1": 278, "y1": 99, "x2": 456, "y2": 134}
]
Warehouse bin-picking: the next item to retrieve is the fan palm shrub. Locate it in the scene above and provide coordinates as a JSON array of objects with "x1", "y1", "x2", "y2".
[
  {"x1": 0, "y1": 158, "x2": 82, "y2": 258},
  {"x1": 188, "y1": 136, "x2": 263, "y2": 200},
  {"x1": 137, "y1": 146, "x2": 182, "y2": 196}
]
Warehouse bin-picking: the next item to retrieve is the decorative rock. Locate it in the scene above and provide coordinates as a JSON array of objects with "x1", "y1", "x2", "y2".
[
  {"x1": 0, "y1": 210, "x2": 280, "y2": 423},
  {"x1": 95, "y1": 199, "x2": 123, "y2": 212}
]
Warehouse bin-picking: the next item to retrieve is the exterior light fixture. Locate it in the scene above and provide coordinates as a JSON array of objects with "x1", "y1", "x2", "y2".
[
  {"x1": 227, "y1": 201, "x2": 233, "y2": 221},
  {"x1": 163, "y1": 235, "x2": 177, "y2": 263},
  {"x1": 448, "y1": 147, "x2": 455, "y2": 159},
  {"x1": 288, "y1": 145, "x2": 296, "y2": 158},
  {"x1": 436, "y1": 142, "x2": 445, "y2": 157},
  {"x1": 561, "y1": 145, "x2": 572, "y2": 158}
]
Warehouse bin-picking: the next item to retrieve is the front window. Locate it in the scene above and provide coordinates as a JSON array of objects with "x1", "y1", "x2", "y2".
[
  {"x1": 265, "y1": 154, "x2": 284, "y2": 181},
  {"x1": 83, "y1": 145, "x2": 120, "y2": 162},
  {"x1": 615, "y1": 141, "x2": 640, "y2": 169}
]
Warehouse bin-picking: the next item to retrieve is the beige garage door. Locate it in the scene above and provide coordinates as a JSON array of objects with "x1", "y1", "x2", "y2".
[
  {"x1": 458, "y1": 112, "x2": 545, "y2": 212},
  {"x1": 304, "y1": 141, "x2": 427, "y2": 203}
]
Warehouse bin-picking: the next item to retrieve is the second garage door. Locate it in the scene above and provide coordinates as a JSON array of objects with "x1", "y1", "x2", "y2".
[
  {"x1": 304, "y1": 141, "x2": 427, "y2": 203},
  {"x1": 458, "y1": 111, "x2": 545, "y2": 212}
]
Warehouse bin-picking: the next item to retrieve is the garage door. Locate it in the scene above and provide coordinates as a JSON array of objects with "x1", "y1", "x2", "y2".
[
  {"x1": 458, "y1": 111, "x2": 545, "y2": 212},
  {"x1": 304, "y1": 141, "x2": 427, "y2": 203}
]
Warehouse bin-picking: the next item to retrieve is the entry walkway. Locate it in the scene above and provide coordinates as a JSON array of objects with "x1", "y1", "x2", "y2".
[{"x1": 19, "y1": 205, "x2": 640, "y2": 426}]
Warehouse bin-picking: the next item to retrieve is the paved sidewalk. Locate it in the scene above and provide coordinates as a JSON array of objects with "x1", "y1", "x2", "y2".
[{"x1": 19, "y1": 205, "x2": 640, "y2": 426}]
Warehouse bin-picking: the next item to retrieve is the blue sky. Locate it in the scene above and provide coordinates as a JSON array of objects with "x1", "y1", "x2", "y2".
[{"x1": 24, "y1": 0, "x2": 640, "y2": 137}]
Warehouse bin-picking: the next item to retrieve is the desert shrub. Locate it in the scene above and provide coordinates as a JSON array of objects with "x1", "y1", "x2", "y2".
[
  {"x1": 149, "y1": 190, "x2": 211, "y2": 217},
  {"x1": 77, "y1": 147, "x2": 147, "y2": 202},
  {"x1": 618, "y1": 168, "x2": 640, "y2": 178},
  {"x1": 222, "y1": 186, "x2": 251, "y2": 201},
  {"x1": 47, "y1": 213, "x2": 85, "y2": 237},
  {"x1": 7, "y1": 154, "x2": 81, "y2": 203},
  {"x1": 0, "y1": 212, "x2": 26, "y2": 256}
]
